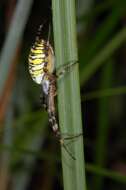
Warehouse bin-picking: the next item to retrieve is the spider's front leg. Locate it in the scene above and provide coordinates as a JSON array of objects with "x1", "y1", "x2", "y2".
[{"x1": 56, "y1": 60, "x2": 78, "y2": 80}]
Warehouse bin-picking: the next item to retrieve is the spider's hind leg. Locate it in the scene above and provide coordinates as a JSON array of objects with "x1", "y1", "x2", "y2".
[
  {"x1": 59, "y1": 132, "x2": 83, "y2": 160},
  {"x1": 48, "y1": 111, "x2": 59, "y2": 134},
  {"x1": 62, "y1": 133, "x2": 83, "y2": 140},
  {"x1": 61, "y1": 142, "x2": 76, "y2": 160},
  {"x1": 47, "y1": 111, "x2": 77, "y2": 160},
  {"x1": 40, "y1": 92, "x2": 48, "y2": 110}
]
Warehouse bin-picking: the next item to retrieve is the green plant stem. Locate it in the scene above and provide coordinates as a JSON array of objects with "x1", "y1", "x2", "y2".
[
  {"x1": 80, "y1": 27, "x2": 126, "y2": 86},
  {"x1": 52, "y1": 1, "x2": 86, "y2": 190},
  {"x1": 93, "y1": 60, "x2": 113, "y2": 190},
  {"x1": 86, "y1": 163, "x2": 126, "y2": 184},
  {"x1": 80, "y1": 2, "x2": 123, "y2": 64},
  {"x1": 82, "y1": 86, "x2": 126, "y2": 101}
]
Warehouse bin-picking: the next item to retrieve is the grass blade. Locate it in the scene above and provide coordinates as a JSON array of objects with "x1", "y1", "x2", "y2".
[
  {"x1": 92, "y1": 60, "x2": 113, "y2": 190},
  {"x1": 52, "y1": 0, "x2": 86, "y2": 190},
  {"x1": 0, "y1": 0, "x2": 33, "y2": 96},
  {"x1": 86, "y1": 163, "x2": 126, "y2": 184},
  {"x1": 80, "y1": 27, "x2": 126, "y2": 85},
  {"x1": 82, "y1": 86, "x2": 126, "y2": 101}
]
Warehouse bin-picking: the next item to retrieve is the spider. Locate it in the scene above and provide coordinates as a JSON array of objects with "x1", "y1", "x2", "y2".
[{"x1": 28, "y1": 24, "x2": 80, "y2": 160}]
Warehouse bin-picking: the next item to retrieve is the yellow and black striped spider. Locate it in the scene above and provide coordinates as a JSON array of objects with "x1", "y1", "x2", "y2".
[{"x1": 28, "y1": 24, "x2": 79, "y2": 160}]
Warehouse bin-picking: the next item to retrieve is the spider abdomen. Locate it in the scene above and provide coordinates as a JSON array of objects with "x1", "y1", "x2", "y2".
[{"x1": 28, "y1": 39, "x2": 54, "y2": 84}]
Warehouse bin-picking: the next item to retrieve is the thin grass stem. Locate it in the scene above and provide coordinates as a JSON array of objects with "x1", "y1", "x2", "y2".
[{"x1": 52, "y1": 0, "x2": 86, "y2": 189}]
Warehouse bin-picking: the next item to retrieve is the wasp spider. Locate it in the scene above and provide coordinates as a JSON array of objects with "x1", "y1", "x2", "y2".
[{"x1": 28, "y1": 24, "x2": 80, "y2": 160}]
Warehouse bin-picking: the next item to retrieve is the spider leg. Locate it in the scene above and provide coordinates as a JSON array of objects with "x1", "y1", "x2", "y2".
[
  {"x1": 60, "y1": 133, "x2": 82, "y2": 160},
  {"x1": 59, "y1": 132, "x2": 83, "y2": 138},
  {"x1": 56, "y1": 60, "x2": 78, "y2": 80},
  {"x1": 60, "y1": 139, "x2": 76, "y2": 160},
  {"x1": 42, "y1": 72, "x2": 78, "y2": 161},
  {"x1": 40, "y1": 92, "x2": 48, "y2": 110},
  {"x1": 63, "y1": 133, "x2": 83, "y2": 140},
  {"x1": 48, "y1": 111, "x2": 59, "y2": 134},
  {"x1": 65, "y1": 139, "x2": 78, "y2": 147},
  {"x1": 64, "y1": 135, "x2": 83, "y2": 147},
  {"x1": 46, "y1": 74, "x2": 59, "y2": 134}
]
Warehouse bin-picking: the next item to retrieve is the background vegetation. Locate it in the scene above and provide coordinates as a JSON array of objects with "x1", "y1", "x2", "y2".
[{"x1": 0, "y1": 0, "x2": 126, "y2": 190}]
